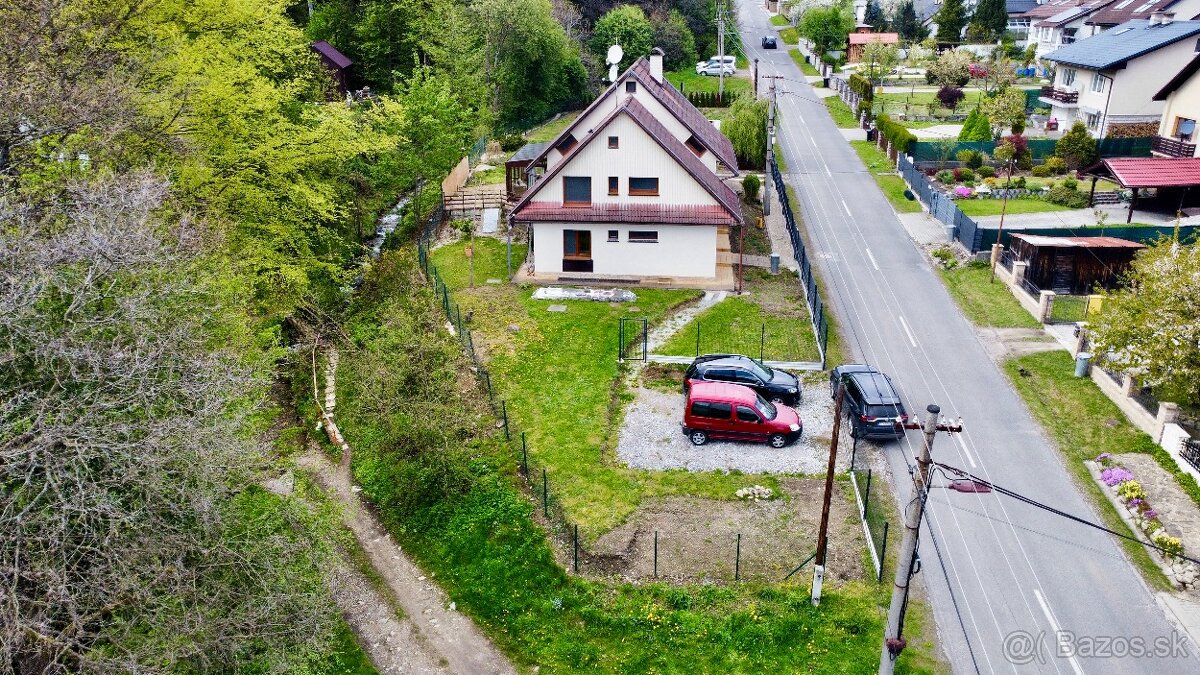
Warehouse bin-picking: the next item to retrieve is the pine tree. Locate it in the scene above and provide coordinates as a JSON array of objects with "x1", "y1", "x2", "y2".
[
  {"x1": 958, "y1": 108, "x2": 979, "y2": 140},
  {"x1": 892, "y1": 0, "x2": 927, "y2": 43},
  {"x1": 935, "y1": 0, "x2": 967, "y2": 44},
  {"x1": 864, "y1": 0, "x2": 887, "y2": 31},
  {"x1": 973, "y1": 0, "x2": 1009, "y2": 40}
]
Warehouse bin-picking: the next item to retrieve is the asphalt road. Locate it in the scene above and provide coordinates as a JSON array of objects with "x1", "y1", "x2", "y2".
[{"x1": 734, "y1": 3, "x2": 1200, "y2": 673}]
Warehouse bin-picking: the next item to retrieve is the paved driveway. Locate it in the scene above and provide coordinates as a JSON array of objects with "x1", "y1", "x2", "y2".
[{"x1": 741, "y1": 2, "x2": 1200, "y2": 672}]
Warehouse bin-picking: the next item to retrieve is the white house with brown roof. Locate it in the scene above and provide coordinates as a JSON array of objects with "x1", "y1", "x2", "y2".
[{"x1": 510, "y1": 49, "x2": 743, "y2": 288}]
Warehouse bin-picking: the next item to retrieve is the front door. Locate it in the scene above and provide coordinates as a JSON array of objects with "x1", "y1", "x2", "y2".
[
  {"x1": 1051, "y1": 251, "x2": 1074, "y2": 293},
  {"x1": 563, "y1": 229, "x2": 593, "y2": 272}
]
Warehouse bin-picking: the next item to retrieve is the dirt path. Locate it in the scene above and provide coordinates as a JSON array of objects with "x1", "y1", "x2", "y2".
[{"x1": 298, "y1": 449, "x2": 516, "y2": 675}]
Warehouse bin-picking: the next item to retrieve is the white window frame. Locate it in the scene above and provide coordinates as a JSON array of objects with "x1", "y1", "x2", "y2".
[
  {"x1": 1063, "y1": 68, "x2": 1076, "y2": 86},
  {"x1": 1091, "y1": 72, "x2": 1106, "y2": 93}
]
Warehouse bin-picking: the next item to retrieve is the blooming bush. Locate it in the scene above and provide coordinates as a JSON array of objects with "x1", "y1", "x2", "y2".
[
  {"x1": 1153, "y1": 531, "x2": 1184, "y2": 558},
  {"x1": 1117, "y1": 480, "x2": 1147, "y2": 502},
  {"x1": 953, "y1": 186, "x2": 974, "y2": 199},
  {"x1": 1101, "y1": 466, "x2": 1134, "y2": 486}
]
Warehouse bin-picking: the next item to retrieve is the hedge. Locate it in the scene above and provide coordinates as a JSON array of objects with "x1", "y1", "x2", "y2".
[
  {"x1": 849, "y1": 73, "x2": 873, "y2": 101},
  {"x1": 875, "y1": 114, "x2": 916, "y2": 153}
]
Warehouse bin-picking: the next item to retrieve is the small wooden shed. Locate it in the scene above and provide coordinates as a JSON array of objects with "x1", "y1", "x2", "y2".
[
  {"x1": 311, "y1": 40, "x2": 352, "y2": 93},
  {"x1": 505, "y1": 142, "x2": 549, "y2": 201},
  {"x1": 1009, "y1": 233, "x2": 1145, "y2": 294}
]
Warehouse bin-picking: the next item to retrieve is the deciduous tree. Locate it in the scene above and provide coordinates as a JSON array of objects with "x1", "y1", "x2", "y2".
[
  {"x1": 590, "y1": 4, "x2": 654, "y2": 70},
  {"x1": 1055, "y1": 121, "x2": 1099, "y2": 169},
  {"x1": 799, "y1": 5, "x2": 855, "y2": 60}
]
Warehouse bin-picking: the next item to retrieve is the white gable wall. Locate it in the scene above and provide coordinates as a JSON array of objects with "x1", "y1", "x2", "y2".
[
  {"x1": 545, "y1": 85, "x2": 718, "y2": 173},
  {"x1": 532, "y1": 222, "x2": 718, "y2": 278},
  {"x1": 534, "y1": 114, "x2": 722, "y2": 208}
]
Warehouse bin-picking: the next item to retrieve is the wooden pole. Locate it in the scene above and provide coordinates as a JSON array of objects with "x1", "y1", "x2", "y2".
[{"x1": 812, "y1": 383, "x2": 845, "y2": 605}]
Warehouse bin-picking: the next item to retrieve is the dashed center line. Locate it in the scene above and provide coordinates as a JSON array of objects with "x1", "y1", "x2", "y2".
[
  {"x1": 898, "y1": 315, "x2": 917, "y2": 347},
  {"x1": 864, "y1": 247, "x2": 880, "y2": 271}
]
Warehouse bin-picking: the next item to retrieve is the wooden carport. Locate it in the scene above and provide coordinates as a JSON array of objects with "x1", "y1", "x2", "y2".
[{"x1": 1084, "y1": 157, "x2": 1200, "y2": 222}]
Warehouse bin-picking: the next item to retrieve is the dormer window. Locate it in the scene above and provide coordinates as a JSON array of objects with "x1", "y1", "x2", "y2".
[
  {"x1": 556, "y1": 133, "x2": 578, "y2": 154},
  {"x1": 626, "y1": 81, "x2": 637, "y2": 93},
  {"x1": 685, "y1": 135, "x2": 705, "y2": 157}
]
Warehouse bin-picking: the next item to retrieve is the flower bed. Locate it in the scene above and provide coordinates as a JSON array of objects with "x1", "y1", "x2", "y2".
[{"x1": 1094, "y1": 453, "x2": 1197, "y2": 588}]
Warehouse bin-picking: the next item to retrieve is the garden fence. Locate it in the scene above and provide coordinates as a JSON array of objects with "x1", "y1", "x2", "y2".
[
  {"x1": 678, "y1": 320, "x2": 821, "y2": 364},
  {"x1": 416, "y1": 216, "x2": 825, "y2": 584},
  {"x1": 909, "y1": 137, "x2": 1152, "y2": 164},
  {"x1": 848, "y1": 435, "x2": 889, "y2": 582},
  {"x1": 898, "y1": 153, "x2": 983, "y2": 252},
  {"x1": 771, "y1": 162, "x2": 830, "y2": 366}
]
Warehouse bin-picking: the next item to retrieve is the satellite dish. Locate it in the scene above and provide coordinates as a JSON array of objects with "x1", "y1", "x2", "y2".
[
  {"x1": 606, "y1": 44, "x2": 624, "y2": 67},
  {"x1": 608, "y1": 64, "x2": 619, "y2": 82}
]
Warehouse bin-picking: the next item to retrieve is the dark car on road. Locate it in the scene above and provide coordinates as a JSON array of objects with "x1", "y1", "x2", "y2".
[
  {"x1": 684, "y1": 354, "x2": 801, "y2": 405},
  {"x1": 829, "y1": 364, "x2": 908, "y2": 440},
  {"x1": 761, "y1": 36, "x2": 778, "y2": 49}
]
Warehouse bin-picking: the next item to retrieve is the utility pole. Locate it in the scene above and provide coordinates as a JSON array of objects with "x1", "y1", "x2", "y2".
[
  {"x1": 763, "y1": 77, "x2": 777, "y2": 217},
  {"x1": 717, "y1": 3, "x2": 726, "y2": 102},
  {"x1": 812, "y1": 383, "x2": 845, "y2": 606},
  {"x1": 879, "y1": 404, "x2": 963, "y2": 675}
]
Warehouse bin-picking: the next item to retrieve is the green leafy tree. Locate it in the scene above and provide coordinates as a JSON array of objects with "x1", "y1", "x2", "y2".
[
  {"x1": 1055, "y1": 121, "x2": 1100, "y2": 169},
  {"x1": 590, "y1": 4, "x2": 654, "y2": 71},
  {"x1": 973, "y1": 0, "x2": 1009, "y2": 41},
  {"x1": 935, "y1": 0, "x2": 967, "y2": 44},
  {"x1": 981, "y1": 88, "x2": 1027, "y2": 134},
  {"x1": 892, "y1": 0, "x2": 928, "y2": 43},
  {"x1": 928, "y1": 49, "x2": 972, "y2": 86},
  {"x1": 800, "y1": 5, "x2": 856, "y2": 60},
  {"x1": 864, "y1": 0, "x2": 888, "y2": 31},
  {"x1": 1091, "y1": 240, "x2": 1200, "y2": 405},
  {"x1": 653, "y1": 9, "x2": 698, "y2": 71},
  {"x1": 862, "y1": 41, "x2": 900, "y2": 83},
  {"x1": 722, "y1": 95, "x2": 769, "y2": 169}
]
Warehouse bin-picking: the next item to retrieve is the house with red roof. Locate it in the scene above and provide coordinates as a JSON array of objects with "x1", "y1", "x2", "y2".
[
  {"x1": 847, "y1": 26, "x2": 899, "y2": 63},
  {"x1": 509, "y1": 49, "x2": 743, "y2": 288}
]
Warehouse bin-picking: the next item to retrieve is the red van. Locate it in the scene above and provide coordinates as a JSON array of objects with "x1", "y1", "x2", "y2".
[{"x1": 682, "y1": 381, "x2": 802, "y2": 448}]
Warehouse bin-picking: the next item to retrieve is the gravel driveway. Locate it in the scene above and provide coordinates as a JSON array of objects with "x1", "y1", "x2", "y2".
[{"x1": 617, "y1": 384, "x2": 847, "y2": 474}]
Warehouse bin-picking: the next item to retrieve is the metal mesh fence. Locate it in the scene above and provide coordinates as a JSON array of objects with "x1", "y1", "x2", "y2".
[
  {"x1": 897, "y1": 154, "x2": 983, "y2": 252},
  {"x1": 771, "y1": 162, "x2": 829, "y2": 365},
  {"x1": 847, "y1": 436, "x2": 890, "y2": 583}
]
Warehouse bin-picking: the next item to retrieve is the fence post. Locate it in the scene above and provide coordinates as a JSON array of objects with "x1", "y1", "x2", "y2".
[
  {"x1": 618, "y1": 319, "x2": 624, "y2": 363},
  {"x1": 521, "y1": 432, "x2": 528, "y2": 475},
  {"x1": 542, "y1": 469, "x2": 548, "y2": 518},
  {"x1": 862, "y1": 468, "x2": 873, "y2": 520},
  {"x1": 879, "y1": 522, "x2": 889, "y2": 583},
  {"x1": 735, "y1": 533, "x2": 742, "y2": 581},
  {"x1": 501, "y1": 400, "x2": 510, "y2": 441},
  {"x1": 573, "y1": 524, "x2": 579, "y2": 573},
  {"x1": 760, "y1": 324, "x2": 766, "y2": 362},
  {"x1": 482, "y1": 369, "x2": 492, "y2": 401},
  {"x1": 642, "y1": 319, "x2": 648, "y2": 361},
  {"x1": 695, "y1": 322, "x2": 701, "y2": 357},
  {"x1": 654, "y1": 530, "x2": 659, "y2": 577}
]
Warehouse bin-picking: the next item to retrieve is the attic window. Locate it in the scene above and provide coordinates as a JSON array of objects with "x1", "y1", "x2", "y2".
[
  {"x1": 556, "y1": 133, "x2": 578, "y2": 154},
  {"x1": 608, "y1": 136, "x2": 619, "y2": 149},
  {"x1": 685, "y1": 135, "x2": 705, "y2": 157},
  {"x1": 629, "y1": 177, "x2": 659, "y2": 195},
  {"x1": 626, "y1": 81, "x2": 637, "y2": 93}
]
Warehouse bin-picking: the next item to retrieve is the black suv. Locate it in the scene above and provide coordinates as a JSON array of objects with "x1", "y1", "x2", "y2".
[
  {"x1": 684, "y1": 354, "x2": 801, "y2": 405},
  {"x1": 761, "y1": 36, "x2": 777, "y2": 49},
  {"x1": 829, "y1": 364, "x2": 908, "y2": 440}
]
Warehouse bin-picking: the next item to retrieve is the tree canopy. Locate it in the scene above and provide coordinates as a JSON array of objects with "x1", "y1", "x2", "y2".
[
  {"x1": 892, "y1": 0, "x2": 928, "y2": 43},
  {"x1": 799, "y1": 5, "x2": 856, "y2": 60},
  {"x1": 590, "y1": 4, "x2": 654, "y2": 71},
  {"x1": 1056, "y1": 121, "x2": 1100, "y2": 169},
  {"x1": 864, "y1": 0, "x2": 888, "y2": 31},
  {"x1": 973, "y1": 0, "x2": 1009, "y2": 41},
  {"x1": 935, "y1": 0, "x2": 967, "y2": 44}
]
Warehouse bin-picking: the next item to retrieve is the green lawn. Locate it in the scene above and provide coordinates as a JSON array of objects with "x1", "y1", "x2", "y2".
[
  {"x1": 937, "y1": 261, "x2": 1040, "y2": 328},
  {"x1": 790, "y1": 49, "x2": 819, "y2": 76},
  {"x1": 770, "y1": 14, "x2": 791, "y2": 26},
  {"x1": 824, "y1": 97, "x2": 858, "y2": 128},
  {"x1": 526, "y1": 111, "x2": 581, "y2": 143},
  {"x1": 658, "y1": 270, "x2": 820, "y2": 362},
  {"x1": 666, "y1": 69, "x2": 751, "y2": 98},
  {"x1": 337, "y1": 248, "x2": 938, "y2": 674},
  {"x1": 849, "y1": 141, "x2": 922, "y2": 214},
  {"x1": 955, "y1": 197, "x2": 1072, "y2": 217},
  {"x1": 429, "y1": 237, "x2": 787, "y2": 534},
  {"x1": 784, "y1": 184, "x2": 846, "y2": 367},
  {"x1": 779, "y1": 26, "x2": 799, "y2": 44},
  {"x1": 1004, "y1": 351, "x2": 1200, "y2": 589}
]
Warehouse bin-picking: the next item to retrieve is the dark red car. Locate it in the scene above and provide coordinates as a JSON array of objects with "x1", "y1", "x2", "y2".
[{"x1": 682, "y1": 381, "x2": 802, "y2": 448}]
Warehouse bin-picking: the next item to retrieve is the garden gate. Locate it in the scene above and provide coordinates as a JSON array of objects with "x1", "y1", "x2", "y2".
[{"x1": 618, "y1": 317, "x2": 648, "y2": 362}]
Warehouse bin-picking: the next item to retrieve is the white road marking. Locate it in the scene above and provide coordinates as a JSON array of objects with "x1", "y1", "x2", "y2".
[
  {"x1": 841, "y1": 199, "x2": 852, "y2": 217},
  {"x1": 956, "y1": 431, "x2": 978, "y2": 468},
  {"x1": 898, "y1": 315, "x2": 917, "y2": 347},
  {"x1": 864, "y1": 247, "x2": 880, "y2": 271},
  {"x1": 1035, "y1": 589, "x2": 1086, "y2": 675}
]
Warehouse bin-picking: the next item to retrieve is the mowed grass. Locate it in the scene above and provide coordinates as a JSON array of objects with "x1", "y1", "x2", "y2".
[
  {"x1": 430, "y1": 237, "x2": 785, "y2": 534},
  {"x1": 779, "y1": 26, "x2": 799, "y2": 44},
  {"x1": 1002, "y1": 351, "x2": 1200, "y2": 590},
  {"x1": 771, "y1": 14, "x2": 791, "y2": 26},
  {"x1": 955, "y1": 197, "x2": 1072, "y2": 217},
  {"x1": 790, "y1": 49, "x2": 819, "y2": 76},
  {"x1": 850, "y1": 141, "x2": 922, "y2": 214},
  {"x1": 658, "y1": 270, "x2": 821, "y2": 362},
  {"x1": 666, "y1": 69, "x2": 751, "y2": 97},
  {"x1": 526, "y1": 111, "x2": 581, "y2": 143},
  {"x1": 937, "y1": 261, "x2": 1041, "y2": 328},
  {"x1": 825, "y1": 96, "x2": 858, "y2": 128}
]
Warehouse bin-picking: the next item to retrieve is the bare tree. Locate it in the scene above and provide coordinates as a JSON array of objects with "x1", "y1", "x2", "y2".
[{"x1": 0, "y1": 172, "x2": 336, "y2": 673}]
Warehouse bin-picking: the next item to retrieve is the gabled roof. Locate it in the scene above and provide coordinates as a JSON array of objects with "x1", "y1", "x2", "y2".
[
  {"x1": 1154, "y1": 52, "x2": 1200, "y2": 98},
  {"x1": 1087, "y1": 0, "x2": 1184, "y2": 26},
  {"x1": 848, "y1": 32, "x2": 900, "y2": 44},
  {"x1": 1008, "y1": 0, "x2": 1041, "y2": 14},
  {"x1": 511, "y1": 97, "x2": 742, "y2": 225},
  {"x1": 1042, "y1": 19, "x2": 1200, "y2": 69},
  {"x1": 1022, "y1": 0, "x2": 1089, "y2": 20},
  {"x1": 1036, "y1": 0, "x2": 1115, "y2": 27},
  {"x1": 522, "y1": 56, "x2": 738, "y2": 175},
  {"x1": 311, "y1": 41, "x2": 352, "y2": 69},
  {"x1": 1100, "y1": 156, "x2": 1200, "y2": 187}
]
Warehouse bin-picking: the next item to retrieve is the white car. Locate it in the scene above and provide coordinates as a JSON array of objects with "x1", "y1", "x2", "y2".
[{"x1": 695, "y1": 60, "x2": 735, "y2": 76}]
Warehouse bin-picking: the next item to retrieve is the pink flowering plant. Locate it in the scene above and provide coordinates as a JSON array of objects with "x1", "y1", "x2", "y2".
[
  {"x1": 953, "y1": 186, "x2": 974, "y2": 199},
  {"x1": 1101, "y1": 466, "x2": 1134, "y2": 486}
]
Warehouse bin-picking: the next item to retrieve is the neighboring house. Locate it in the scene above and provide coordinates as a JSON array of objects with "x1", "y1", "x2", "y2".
[
  {"x1": 1041, "y1": 15, "x2": 1200, "y2": 137},
  {"x1": 1085, "y1": 0, "x2": 1200, "y2": 33},
  {"x1": 1029, "y1": 0, "x2": 1116, "y2": 60},
  {"x1": 1008, "y1": 0, "x2": 1042, "y2": 42},
  {"x1": 310, "y1": 40, "x2": 352, "y2": 93},
  {"x1": 847, "y1": 26, "x2": 900, "y2": 63},
  {"x1": 510, "y1": 49, "x2": 743, "y2": 287},
  {"x1": 1152, "y1": 52, "x2": 1200, "y2": 156}
]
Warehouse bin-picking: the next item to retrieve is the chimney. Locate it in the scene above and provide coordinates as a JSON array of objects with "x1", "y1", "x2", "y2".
[
  {"x1": 649, "y1": 47, "x2": 664, "y2": 83},
  {"x1": 1150, "y1": 11, "x2": 1174, "y2": 25}
]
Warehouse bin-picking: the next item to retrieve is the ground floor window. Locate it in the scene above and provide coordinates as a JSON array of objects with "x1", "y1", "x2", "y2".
[
  {"x1": 628, "y1": 230, "x2": 659, "y2": 243},
  {"x1": 563, "y1": 229, "x2": 592, "y2": 258}
]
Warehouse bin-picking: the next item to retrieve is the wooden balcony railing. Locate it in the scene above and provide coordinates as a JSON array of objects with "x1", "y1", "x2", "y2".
[
  {"x1": 1151, "y1": 135, "x2": 1197, "y2": 158},
  {"x1": 1039, "y1": 86, "x2": 1079, "y2": 104}
]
